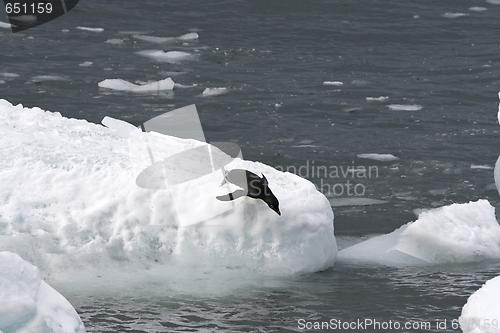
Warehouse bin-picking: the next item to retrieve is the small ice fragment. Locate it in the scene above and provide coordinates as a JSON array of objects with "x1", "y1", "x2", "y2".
[
  {"x1": 202, "y1": 87, "x2": 228, "y2": 97},
  {"x1": 387, "y1": 104, "x2": 423, "y2": 111},
  {"x1": 105, "y1": 39, "x2": 124, "y2": 45},
  {"x1": 136, "y1": 50, "x2": 194, "y2": 62},
  {"x1": 471, "y1": 165, "x2": 493, "y2": 170},
  {"x1": 174, "y1": 83, "x2": 198, "y2": 89},
  {"x1": 323, "y1": 81, "x2": 343, "y2": 86},
  {"x1": 31, "y1": 75, "x2": 69, "y2": 82},
  {"x1": 98, "y1": 78, "x2": 174, "y2": 92},
  {"x1": 442, "y1": 12, "x2": 469, "y2": 18},
  {"x1": 77, "y1": 26, "x2": 104, "y2": 32},
  {"x1": 62, "y1": 29, "x2": 69, "y2": 32},
  {"x1": 0, "y1": 73, "x2": 20, "y2": 78},
  {"x1": 79, "y1": 61, "x2": 93, "y2": 67},
  {"x1": 486, "y1": 0, "x2": 500, "y2": 4},
  {"x1": 0, "y1": 21, "x2": 12, "y2": 29},
  {"x1": 0, "y1": 80, "x2": 5, "y2": 84},
  {"x1": 178, "y1": 32, "x2": 199, "y2": 40},
  {"x1": 469, "y1": 6, "x2": 488, "y2": 12},
  {"x1": 133, "y1": 32, "x2": 199, "y2": 44},
  {"x1": 357, "y1": 153, "x2": 399, "y2": 161},
  {"x1": 328, "y1": 198, "x2": 389, "y2": 207},
  {"x1": 366, "y1": 96, "x2": 389, "y2": 101}
]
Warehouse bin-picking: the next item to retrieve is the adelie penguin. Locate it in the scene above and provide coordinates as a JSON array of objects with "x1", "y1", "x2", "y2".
[{"x1": 216, "y1": 169, "x2": 281, "y2": 215}]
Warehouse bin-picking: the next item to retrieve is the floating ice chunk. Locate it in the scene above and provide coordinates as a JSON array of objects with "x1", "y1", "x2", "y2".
[
  {"x1": 0, "y1": 21, "x2": 12, "y2": 29},
  {"x1": 0, "y1": 80, "x2": 5, "y2": 84},
  {"x1": 202, "y1": 87, "x2": 228, "y2": 96},
  {"x1": 442, "y1": 12, "x2": 469, "y2": 18},
  {"x1": 78, "y1": 61, "x2": 93, "y2": 67},
  {"x1": 497, "y1": 92, "x2": 500, "y2": 125},
  {"x1": 391, "y1": 200, "x2": 500, "y2": 263},
  {"x1": 136, "y1": 50, "x2": 195, "y2": 62},
  {"x1": 133, "y1": 32, "x2": 198, "y2": 44},
  {"x1": 76, "y1": 26, "x2": 104, "y2": 32},
  {"x1": 471, "y1": 164, "x2": 493, "y2": 170},
  {"x1": 328, "y1": 197, "x2": 389, "y2": 207},
  {"x1": 0, "y1": 99, "x2": 337, "y2": 290},
  {"x1": 98, "y1": 77, "x2": 174, "y2": 92},
  {"x1": 459, "y1": 275, "x2": 500, "y2": 333},
  {"x1": 366, "y1": 96, "x2": 389, "y2": 101},
  {"x1": 105, "y1": 38, "x2": 124, "y2": 45},
  {"x1": 323, "y1": 81, "x2": 343, "y2": 86},
  {"x1": 387, "y1": 104, "x2": 423, "y2": 111},
  {"x1": 495, "y1": 156, "x2": 500, "y2": 195},
  {"x1": 469, "y1": 6, "x2": 488, "y2": 12},
  {"x1": 31, "y1": 75, "x2": 69, "y2": 82},
  {"x1": 357, "y1": 153, "x2": 399, "y2": 161},
  {"x1": 486, "y1": 0, "x2": 500, "y2": 4},
  {"x1": 339, "y1": 200, "x2": 500, "y2": 266},
  {"x1": 174, "y1": 83, "x2": 198, "y2": 89},
  {"x1": 0, "y1": 73, "x2": 20, "y2": 78},
  {"x1": 0, "y1": 252, "x2": 85, "y2": 333}
]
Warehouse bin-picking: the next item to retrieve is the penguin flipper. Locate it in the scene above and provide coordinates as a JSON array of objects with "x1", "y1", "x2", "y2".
[{"x1": 216, "y1": 190, "x2": 247, "y2": 201}]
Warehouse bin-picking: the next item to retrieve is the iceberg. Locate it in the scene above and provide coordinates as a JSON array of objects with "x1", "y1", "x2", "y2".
[
  {"x1": 459, "y1": 275, "x2": 500, "y2": 333},
  {"x1": 0, "y1": 99, "x2": 337, "y2": 291},
  {"x1": 0, "y1": 251, "x2": 85, "y2": 333},
  {"x1": 338, "y1": 200, "x2": 500, "y2": 265},
  {"x1": 98, "y1": 78, "x2": 174, "y2": 92}
]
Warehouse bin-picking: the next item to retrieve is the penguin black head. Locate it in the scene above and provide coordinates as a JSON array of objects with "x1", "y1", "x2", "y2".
[{"x1": 263, "y1": 193, "x2": 281, "y2": 216}]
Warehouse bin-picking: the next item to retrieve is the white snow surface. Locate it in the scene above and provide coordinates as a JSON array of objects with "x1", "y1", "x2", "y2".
[
  {"x1": 338, "y1": 200, "x2": 500, "y2": 265},
  {"x1": 460, "y1": 275, "x2": 500, "y2": 333},
  {"x1": 0, "y1": 99, "x2": 337, "y2": 293},
  {"x1": 98, "y1": 78, "x2": 174, "y2": 92},
  {"x1": 0, "y1": 252, "x2": 85, "y2": 333}
]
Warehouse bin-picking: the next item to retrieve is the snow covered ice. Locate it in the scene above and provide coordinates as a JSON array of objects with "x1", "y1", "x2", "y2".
[
  {"x1": 0, "y1": 99, "x2": 337, "y2": 294},
  {"x1": 338, "y1": 200, "x2": 500, "y2": 266},
  {"x1": 0, "y1": 252, "x2": 85, "y2": 333},
  {"x1": 460, "y1": 275, "x2": 500, "y2": 333}
]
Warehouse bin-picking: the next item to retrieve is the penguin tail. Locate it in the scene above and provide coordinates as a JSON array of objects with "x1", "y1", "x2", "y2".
[{"x1": 216, "y1": 190, "x2": 247, "y2": 201}]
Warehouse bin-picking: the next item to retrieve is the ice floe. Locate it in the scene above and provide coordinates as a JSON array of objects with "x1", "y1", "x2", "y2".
[
  {"x1": 323, "y1": 81, "x2": 343, "y2": 86},
  {"x1": 366, "y1": 96, "x2": 389, "y2": 101},
  {"x1": 202, "y1": 87, "x2": 229, "y2": 96},
  {"x1": 136, "y1": 50, "x2": 195, "y2": 63},
  {"x1": 0, "y1": 99, "x2": 337, "y2": 292},
  {"x1": 387, "y1": 104, "x2": 423, "y2": 111},
  {"x1": 339, "y1": 200, "x2": 500, "y2": 266},
  {"x1": 442, "y1": 13, "x2": 469, "y2": 18},
  {"x1": 357, "y1": 153, "x2": 399, "y2": 161},
  {"x1": 76, "y1": 26, "x2": 104, "y2": 32},
  {"x1": 133, "y1": 32, "x2": 199, "y2": 44},
  {"x1": 98, "y1": 78, "x2": 175, "y2": 92}
]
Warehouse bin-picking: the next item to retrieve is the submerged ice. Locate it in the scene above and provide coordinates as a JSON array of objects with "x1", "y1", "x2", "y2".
[{"x1": 0, "y1": 99, "x2": 337, "y2": 292}]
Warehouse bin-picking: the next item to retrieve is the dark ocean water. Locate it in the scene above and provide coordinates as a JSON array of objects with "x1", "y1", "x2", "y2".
[{"x1": 2, "y1": 0, "x2": 500, "y2": 332}]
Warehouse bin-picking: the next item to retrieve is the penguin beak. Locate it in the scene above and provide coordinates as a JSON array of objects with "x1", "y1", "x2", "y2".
[{"x1": 276, "y1": 209, "x2": 281, "y2": 216}]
